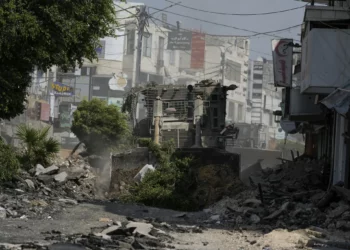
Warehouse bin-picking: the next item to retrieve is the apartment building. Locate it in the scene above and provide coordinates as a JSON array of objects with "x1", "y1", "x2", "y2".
[
  {"x1": 248, "y1": 57, "x2": 283, "y2": 147},
  {"x1": 204, "y1": 35, "x2": 250, "y2": 124},
  {"x1": 276, "y1": 0, "x2": 350, "y2": 188}
]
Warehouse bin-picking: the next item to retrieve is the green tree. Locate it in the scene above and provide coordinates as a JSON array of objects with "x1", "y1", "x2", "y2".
[
  {"x1": 71, "y1": 99, "x2": 130, "y2": 155},
  {"x1": 16, "y1": 125, "x2": 60, "y2": 168},
  {"x1": 0, "y1": 0, "x2": 118, "y2": 119}
]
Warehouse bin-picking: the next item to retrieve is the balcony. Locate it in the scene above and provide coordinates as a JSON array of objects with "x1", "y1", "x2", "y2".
[
  {"x1": 301, "y1": 28, "x2": 350, "y2": 94},
  {"x1": 304, "y1": 4, "x2": 350, "y2": 23}
]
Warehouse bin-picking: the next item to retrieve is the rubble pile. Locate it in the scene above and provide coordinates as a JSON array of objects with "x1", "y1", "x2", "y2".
[
  {"x1": 0, "y1": 155, "x2": 96, "y2": 220},
  {"x1": 206, "y1": 158, "x2": 350, "y2": 231},
  {"x1": 0, "y1": 220, "x2": 175, "y2": 250}
]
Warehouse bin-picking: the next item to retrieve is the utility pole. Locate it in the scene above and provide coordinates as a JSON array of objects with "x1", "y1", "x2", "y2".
[
  {"x1": 221, "y1": 51, "x2": 225, "y2": 86},
  {"x1": 134, "y1": 5, "x2": 147, "y2": 87}
]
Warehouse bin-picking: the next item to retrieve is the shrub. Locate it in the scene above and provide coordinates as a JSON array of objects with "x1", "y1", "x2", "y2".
[
  {"x1": 122, "y1": 140, "x2": 197, "y2": 211},
  {"x1": 0, "y1": 143, "x2": 20, "y2": 181},
  {"x1": 16, "y1": 124, "x2": 60, "y2": 168}
]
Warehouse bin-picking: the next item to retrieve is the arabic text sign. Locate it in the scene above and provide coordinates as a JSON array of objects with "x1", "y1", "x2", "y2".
[
  {"x1": 272, "y1": 39, "x2": 293, "y2": 87},
  {"x1": 167, "y1": 31, "x2": 192, "y2": 50},
  {"x1": 191, "y1": 32, "x2": 205, "y2": 69},
  {"x1": 51, "y1": 81, "x2": 74, "y2": 96}
]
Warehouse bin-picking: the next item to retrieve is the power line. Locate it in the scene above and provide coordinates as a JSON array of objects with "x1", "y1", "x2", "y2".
[
  {"x1": 149, "y1": 7, "x2": 302, "y2": 40},
  {"x1": 163, "y1": 0, "x2": 307, "y2": 16},
  {"x1": 150, "y1": 16, "x2": 280, "y2": 58},
  {"x1": 150, "y1": 1, "x2": 182, "y2": 15}
]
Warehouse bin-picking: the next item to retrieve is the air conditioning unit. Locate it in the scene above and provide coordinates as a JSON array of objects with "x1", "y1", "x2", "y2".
[
  {"x1": 243, "y1": 78, "x2": 247, "y2": 82},
  {"x1": 157, "y1": 60, "x2": 164, "y2": 68},
  {"x1": 244, "y1": 61, "x2": 249, "y2": 66}
]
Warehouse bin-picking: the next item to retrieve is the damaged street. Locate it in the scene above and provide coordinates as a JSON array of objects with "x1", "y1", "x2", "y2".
[
  {"x1": 2, "y1": 0, "x2": 350, "y2": 249},
  {"x1": 0, "y1": 153, "x2": 350, "y2": 250}
]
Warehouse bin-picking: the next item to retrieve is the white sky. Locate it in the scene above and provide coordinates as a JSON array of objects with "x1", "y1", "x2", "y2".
[{"x1": 140, "y1": 0, "x2": 307, "y2": 60}]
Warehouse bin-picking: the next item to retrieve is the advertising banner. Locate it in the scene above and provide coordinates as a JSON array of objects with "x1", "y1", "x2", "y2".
[
  {"x1": 272, "y1": 39, "x2": 293, "y2": 87},
  {"x1": 191, "y1": 32, "x2": 206, "y2": 69},
  {"x1": 40, "y1": 103, "x2": 50, "y2": 121},
  {"x1": 51, "y1": 81, "x2": 74, "y2": 96},
  {"x1": 167, "y1": 31, "x2": 192, "y2": 50}
]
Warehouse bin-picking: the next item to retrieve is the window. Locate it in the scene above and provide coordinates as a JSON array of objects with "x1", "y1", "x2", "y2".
[
  {"x1": 253, "y1": 83, "x2": 262, "y2": 89},
  {"x1": 169, "y1": 50, "x2": 175, "y2": 65},
  {"x1": 158, "y1": 37, "x2": 165, "y2": 60},
  {"x1": 143, "y1": 33, "x2": 152, "y2": 57},
  {"x1": 238, "y1": 104, "x2": 243, "y2": 121},
  {"x1": 263, "y1": 95, "x2": 267, "y2": 109},
  {"x1": 126, "y1": 30, "x2": 135, "y2": 55},
  {"x1": 253, "y1": 74, "x2": 263, "y2": 80},
  {"x1": 225, "y1": 60, "x2": 241, "y2": 83}
]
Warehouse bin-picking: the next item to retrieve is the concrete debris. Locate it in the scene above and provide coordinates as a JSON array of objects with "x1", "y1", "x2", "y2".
[
  {"x1": 24, "y1": 179, "x2": 35, "y2": 189},
  {"x1": 207, "y1": 159, "x2": 350, "y2": 232},
  {"x1": 54, "y1": 172, "x2": 68, "y2": 183},
  {"x1": 4, "y1": 220, "x2": 173, "y2": 250},
  {"x1": 40, "y1": 165, "x2": 59, "y2": 175},
  {"x1": 0, "y1": 155, "x2": 96, "y2": 220},
  {"x1": 0, "y1": 207, "x2": 7, "y2": 219},
  {"x1": 133, "y1": 164, "x2": 155, "y2": 183}
]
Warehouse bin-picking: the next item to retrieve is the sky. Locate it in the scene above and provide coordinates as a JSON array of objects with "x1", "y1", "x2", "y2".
[{"x1": 138, "y1": 0, "x2": 307, "y2": 60}]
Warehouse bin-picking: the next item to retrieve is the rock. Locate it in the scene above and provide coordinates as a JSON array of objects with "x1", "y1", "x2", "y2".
[
  {"x1": 0, "y1": 207, "x2": 7, "y2": 219},
  {"x1": 236, "y1": 216, "x2": 243, "y2": 224},
  {"x1": 250, "y1": 214, "x2": 261, "y2": 224},
  {"x1": 210, "y1": 215, "x2": 220, "y2": 221},
  {"x1": 54, "y1": 172, "x2": 68, "y2": 183},
  {"x1": 332, "y1": 186, "x2": 350, "y2": 202},
  {"x1": 101, "y1": 225, "x2": 122, "y2": 235},
  {"x1": 58, "y1": 199, "x2": 78, "y2": 205},
  {"x1": 31, "y1": 199, "x2": 49, "y2": 207},
  {"x1": 328, "y1": 205, "x2": 349, "y2": 218},
  {"x1": 243, "y1": 198, "x2": 262, "y2": 208},
  {"x1": 341, "y1": 211, "x2": 350, "y2": 220},
  {"x1": 15, "y1": 189, "x2": 25, "y2": 194},
  {"x1": 66, "y1": 168, "x2": 86, "y2": 180},
  {"x1": 203, "y1": 208, "x2": 211, "y2": 213},
  {"x1": 35, "y1": 164, "x2": 45, "y2": 175},
  {"x1": 126, "y1": 222, "x2": 155, "y2": 239},
  {"x1": 24, "y1": 179, "x2": 35, "y2": 189},
  {"x1": 336, "y1": 220, "x2": 350, "y2": 230},
  {"x1": 37, "y1": 175, "x2": 54, "y2": 185},
  {"x1": 173, "y1": 213, "x2": 187, "y2": 218},
  {"x1": 264, "y1": 202, "x2": 290, "y2": 220},
  {"x1": 41, "y1": 165, "x2": 59, "y2": 175}
]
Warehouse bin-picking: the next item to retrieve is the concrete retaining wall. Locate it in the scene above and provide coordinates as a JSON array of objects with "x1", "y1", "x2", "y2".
[{"x1": 227, "y1": 147, "x2": 282, "y2": 185}]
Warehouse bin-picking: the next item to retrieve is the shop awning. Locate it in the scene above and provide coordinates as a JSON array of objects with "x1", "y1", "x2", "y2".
[{"x1": 320, "y1": 85, "x2": 350, "y2": 115}]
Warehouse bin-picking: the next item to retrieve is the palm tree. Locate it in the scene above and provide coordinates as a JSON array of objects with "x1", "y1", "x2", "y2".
[{"x1": 16, "y1": 124, "x2": 60, "y2": 167}]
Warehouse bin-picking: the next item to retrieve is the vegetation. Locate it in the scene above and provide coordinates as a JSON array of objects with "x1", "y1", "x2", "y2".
[
  {"x1": 16, "y1": 125, "x2": 60, "y2": 168},
  {"x1": 0, "y1": 0, "x2": 118, "y2": 119},
  {"x1": 122, "y1": 139, "x2": 198, "y2": 211},
  {"x1": 0, "y1": 141, "x2": 20, "y2": 181},
  {"x1": 71, "y1": 99, "x2": 130, "y2": 155}
]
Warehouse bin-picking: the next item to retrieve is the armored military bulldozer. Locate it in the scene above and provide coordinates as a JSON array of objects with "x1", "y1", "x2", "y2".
[{"x1": 131, "y1": 79, "x2": 241, "y2": 171}]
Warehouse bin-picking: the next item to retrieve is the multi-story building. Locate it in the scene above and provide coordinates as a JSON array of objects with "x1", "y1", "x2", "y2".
[
  {"x1": 276, "y1": 0, "x2": 350, "y2": 188},
  {"x1": 204, "y1": 35, "x2": 250, "y2": 124},
  {"x1": 247, "y1": 57, "x2": 283, "y2": 148}
]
